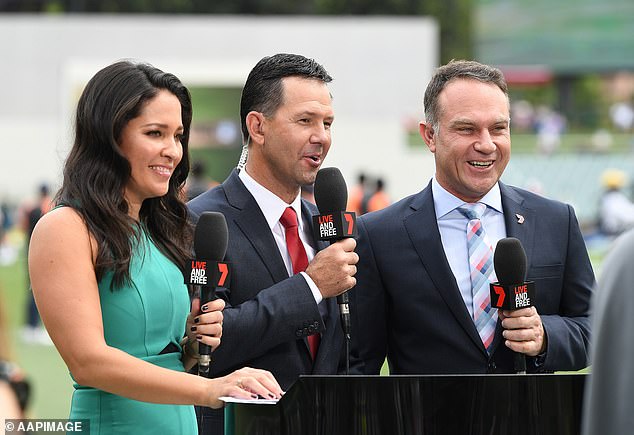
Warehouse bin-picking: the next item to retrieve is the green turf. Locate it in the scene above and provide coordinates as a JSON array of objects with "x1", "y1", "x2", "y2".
[{"x1": 0, "y1": 231, "x2": 73, "y2": 419}]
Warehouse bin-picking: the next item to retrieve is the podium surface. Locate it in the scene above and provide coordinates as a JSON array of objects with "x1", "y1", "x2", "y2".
[{"x1": 226, "y1": 374, "x2": 586, "y2": 435}]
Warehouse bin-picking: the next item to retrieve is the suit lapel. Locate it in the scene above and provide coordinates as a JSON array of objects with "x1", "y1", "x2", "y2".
[
  {"x1": 301, "y1": 200, "x2": 329, "y2": 252},
  {"x1": 404, "y1": 183, "x2": 487, "y2": 354},
  {"x1": 223, "y1": 171, "x2": 290, "y2": 284},
  {"x1": 499, "y1": 183, "x2": 535, "y2": 267}
]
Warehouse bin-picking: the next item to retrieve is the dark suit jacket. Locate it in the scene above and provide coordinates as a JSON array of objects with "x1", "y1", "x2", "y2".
[
  {"x1": 349, "y1": 181, "x2": 594, "y2": 375},
  {"x1": 188, "y1": 170, "x2": 344, "y2": 430}
]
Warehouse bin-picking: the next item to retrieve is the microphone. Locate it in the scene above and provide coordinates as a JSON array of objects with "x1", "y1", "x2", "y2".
[
  {"x1": 185, "y1": 211, "x2": 231, "y2": 377},
  {"x1": 312, "y1": 167, "x2": 358, "y2": 341},
  {"x1": 489, "y1": 237, "x2": 535, "y2": 374}
]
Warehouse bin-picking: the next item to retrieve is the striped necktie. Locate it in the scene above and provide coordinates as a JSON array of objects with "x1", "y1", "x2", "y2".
[{"x1": 457, "y1": 203, "x2": 498, "y2": 352}]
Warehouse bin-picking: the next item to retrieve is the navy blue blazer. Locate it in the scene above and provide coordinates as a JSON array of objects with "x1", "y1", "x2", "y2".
[
  {"x1": 188, "y1": 170, "x2": 344, "y2": 387},
  {"x1": 349, "y1": 181, "x2": 594, "y2": 375}
]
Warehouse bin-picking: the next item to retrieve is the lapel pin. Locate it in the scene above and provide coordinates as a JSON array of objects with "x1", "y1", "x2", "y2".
[{"x1": 515, "y1": 213, "x2": 525, "y2": 224}]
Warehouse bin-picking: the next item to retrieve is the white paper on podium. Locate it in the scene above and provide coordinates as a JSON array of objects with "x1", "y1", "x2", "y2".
[{"x1": 219, "y1": 396, "x2": 279, "y2": 405}]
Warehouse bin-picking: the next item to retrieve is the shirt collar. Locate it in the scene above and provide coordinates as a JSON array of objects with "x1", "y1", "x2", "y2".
[
  {"x1": 431, "y1": 176, "x2": 503, "y2": 219},
  {"x1": 239, "y1": 169, "x2": 303, "y2": 231}
]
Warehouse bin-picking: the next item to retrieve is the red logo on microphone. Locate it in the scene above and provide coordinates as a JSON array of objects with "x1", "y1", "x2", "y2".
[
  {"x1": 492, "y1": 285, "x2": 505, "y2": 308},
  {"x1": 217, "y1": 262, "x2": 229, "y2": 287},
  {"x1": 344, "y1": 212, "x2": 355, "y2": 235}
]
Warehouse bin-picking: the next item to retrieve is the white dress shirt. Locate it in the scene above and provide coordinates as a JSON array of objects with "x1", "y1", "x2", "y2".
[
  {"x1": 432, "y1": 177, "x2": 507, "y2": 318},
  {"x1": 239, "y1": 169, "x2": 324, "y2": 304}
]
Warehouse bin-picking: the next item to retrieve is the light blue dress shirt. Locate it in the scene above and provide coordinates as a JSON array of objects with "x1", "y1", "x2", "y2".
[{"x1": 431, "y1": 177, "x2": 507, "y2": 318}]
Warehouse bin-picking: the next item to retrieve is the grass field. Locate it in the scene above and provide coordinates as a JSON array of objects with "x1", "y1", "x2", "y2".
[{"x1": 0, "y1": 230, "x2": 73, "y2": 419}]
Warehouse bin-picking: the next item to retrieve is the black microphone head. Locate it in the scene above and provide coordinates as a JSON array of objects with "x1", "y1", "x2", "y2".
[
  {"x1": 194, "y1": 211, "x2": 228, "y2": 261},
  {"x1": 493, "y1": 237, "x2": 527, "y2": 285},
  {"x1": 314, "y1": 167, "x2": 348, "y2": 213}
]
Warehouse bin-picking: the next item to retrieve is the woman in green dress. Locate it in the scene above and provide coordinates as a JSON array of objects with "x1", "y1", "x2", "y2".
[{"x1": 28, "y1": 60, "x2": 282, "y2": 434}]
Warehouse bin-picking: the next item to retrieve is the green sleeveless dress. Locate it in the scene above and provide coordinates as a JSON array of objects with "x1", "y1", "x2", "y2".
[{"x1": 69, "y1": 229, "x2": 197, "y2": 434}]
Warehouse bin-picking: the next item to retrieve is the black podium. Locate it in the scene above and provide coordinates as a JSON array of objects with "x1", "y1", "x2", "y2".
[{"x1": 225, "y1": 374, "x2": 586, "y2": 435}]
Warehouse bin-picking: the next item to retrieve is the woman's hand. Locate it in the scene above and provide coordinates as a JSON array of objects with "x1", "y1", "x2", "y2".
[
  {"x1": 185, "y1": 297, "x2": 225, "y2": 354},
  {"x1": 205, "y1": 367, "x2": 284, "y2": 409},
  {"x1": 183, "y1": 297, "x2": 225, "y2": 368}
]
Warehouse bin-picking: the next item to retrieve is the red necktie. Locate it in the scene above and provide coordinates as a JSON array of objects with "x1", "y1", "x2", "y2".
[{"x1": 279, "y1": 207, "x2": 320, "y2": 360}]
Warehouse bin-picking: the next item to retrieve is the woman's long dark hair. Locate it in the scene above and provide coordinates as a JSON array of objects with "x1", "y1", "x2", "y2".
[{"x1": 57, "y1": 60, "x2": 193, "y2": 289}]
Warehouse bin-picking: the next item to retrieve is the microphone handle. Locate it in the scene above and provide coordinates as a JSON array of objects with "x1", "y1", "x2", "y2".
[
  {"x1": 515, "y1": 352, "x2": 527, "y2": 374},
  {"x1": 328, "y1": 238, "x2": 352, "y2": 373},
  {"x1": 336, "y1": 291, "x2": 351, "y2": 339},
  {"x1": 329, "y1": 238, "x2": 352, "y2": 340},
  {"x1": 336, "y1": 291, "x2": 348, "y2": 305},
  {"x1": 337, "y1": 290, "x2": 351, "y2": 375},
  {"x1": 198, "y1": 284, "x2": 216, "y2": 378}
]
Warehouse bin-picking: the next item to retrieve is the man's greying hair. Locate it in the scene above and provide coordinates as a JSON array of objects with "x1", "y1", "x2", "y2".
[
  {"x1": 239, "y1": 53, "x2": 332, "y2": 143},
  {"x1": 424, "y1": 60, "x2": 508, "y2": 130}
]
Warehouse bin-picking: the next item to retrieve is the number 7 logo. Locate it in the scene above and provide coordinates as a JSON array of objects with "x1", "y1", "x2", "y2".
[
  {"x1": 217, "y1": 263, "x2": 229, "y2": 287},
  {"x1": 344, "y1": 212, "x2": 355, "y2": 236},
  {"x1": 492, "y1": 285, "x2": 505, "y2": 308}
]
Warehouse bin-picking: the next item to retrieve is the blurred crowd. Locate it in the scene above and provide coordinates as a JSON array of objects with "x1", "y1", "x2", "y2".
[
  {"x1": 597, "y1": 168, "x2": 634, "y2": 236},
  {"x1": 347, "y1": 173, "x2": 392, "y2": 216},
  {"x1": 511, "y1": 99, "x2": 634, "y2": 155}
]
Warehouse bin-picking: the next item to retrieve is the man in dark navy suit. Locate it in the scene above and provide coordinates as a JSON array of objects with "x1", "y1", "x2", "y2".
[
  {"x1": 188, "y1": 53, "x2": 358, "y2": 434},
  {"x1": 349, "y1": 60, "x2": 594, "y2": 375}
]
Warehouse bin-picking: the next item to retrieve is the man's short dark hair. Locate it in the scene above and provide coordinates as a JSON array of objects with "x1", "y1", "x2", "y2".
[
  {"x1": 240, "y1": 53, "x2": 332, "y2": 142},
  {"x1": 424, "y1": 60, "x2": 508, "y2": 130}
]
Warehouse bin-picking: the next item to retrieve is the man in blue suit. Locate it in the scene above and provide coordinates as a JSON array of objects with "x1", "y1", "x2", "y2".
[
  {"x1": 350, "y1": 60, "x2": 593, "y2": 375},
  {"x1": 188, "y1": 53, "x2": 358, "y2": 434}
]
